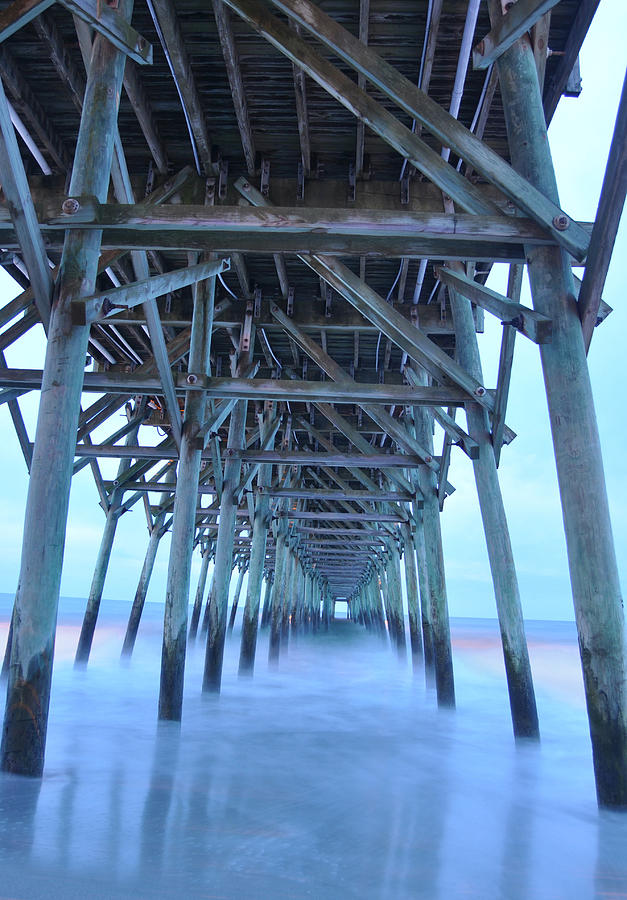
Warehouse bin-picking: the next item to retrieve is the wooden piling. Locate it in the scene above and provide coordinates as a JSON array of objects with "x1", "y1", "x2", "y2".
[
  {"x1": 402, "y1": 522, "x2": 423, "y2": 667},
  {"x1": 159, "y1": 269, "x2": 216, "y2": 721},
  {"x1": 227, "y1": 563, "x2": 247, "y2": 633},
  {"x1": 449, "y1": 275, "x2": 539, "y2": 740},
  {"x1": 122, "y1": 525, "x2": 165, "y2": 657},
  {"x1": 411, "y1": 367, "x2": 455, "y2": 707},
  {"x1": 1, "y1": 2, "x2": 132, "y2": 776},
  {"x1": 188, "y1": 545, "x2": 212, "y2": 641},
  {"x1": 491, "y1": 6, "x2": 627, "y2": 804},
  {"x1": 203, "y1": 395, "x2": 249, "y2": 692}
]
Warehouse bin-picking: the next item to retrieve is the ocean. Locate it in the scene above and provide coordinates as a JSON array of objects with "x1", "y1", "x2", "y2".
[{"x1": 0, "y1": 595, "x2": 626, "y2": 899}]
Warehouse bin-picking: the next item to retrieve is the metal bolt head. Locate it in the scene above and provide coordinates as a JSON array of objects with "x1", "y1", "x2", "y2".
[
  {"x1": 474, "y1": 386, "x2": 486, "y2": 397},
  {"x1": 187, "y1": 373, "x2": 198, "y2": 385},
  {"x1": 62, "y1": 198, "x2": 80, "y2": 215},
  {"x1": 553, "y1": 214, "x2": 569, "y2": 231}
]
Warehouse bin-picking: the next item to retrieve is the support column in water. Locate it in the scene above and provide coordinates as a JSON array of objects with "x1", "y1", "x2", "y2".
[
  {"x1": 159, "y1": 268, "x2": 216, "y2": 721},
  {"x1": 189, "y1": 544, "x2": 212, "y2": 641},
  {"x1": 122, "y1": 521, "x2": 166, "y2": 658},
  {"x1": 227, "y1": 562, "x2": 247, "y2": 634},
  {"x1": 449, "y1": 273, "x2": 539, "y2": 740},
  {"x1": 239, "y1": 410, "x2": 275, "y2": 673},
  {"x1": 203, "y1": 392, "x2": 249, "y2": 693},
  {"x1": 490, "y1": 1, "x2": 626, "y2": 803},
  {"x1": 0, "y1": 2, "x2": 133, "y2": 776},
  {"x1": 412, "y1": 367, "x2": 455, "y2": 708},
  {"x1": 402, "y1": 522, "x2": 423, "y2": 667}
]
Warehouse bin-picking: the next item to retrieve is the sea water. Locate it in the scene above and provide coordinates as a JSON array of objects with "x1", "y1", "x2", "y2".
[{"x1": 0, "y1": 596, "x2": 626, "y2": 899}]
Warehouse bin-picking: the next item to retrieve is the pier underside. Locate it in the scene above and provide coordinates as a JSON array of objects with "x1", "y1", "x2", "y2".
[{"x1": 0, "y1": 0, "x2": 625, "y2": 809}]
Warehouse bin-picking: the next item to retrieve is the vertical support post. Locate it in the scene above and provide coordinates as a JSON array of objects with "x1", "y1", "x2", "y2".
[
  {"x1": 260, "y1": 570, "x2": 274, "y2": 628},
  {"x1": 386, "y1": 546, "x2": 407, "y2": 660},
  {"x1": 189, "y1": 544, "x2": 212, "y2": 640},
  {"x1": 449, "y1": 274, "x2": 539, "y2": 739},
  {"x1": 239, "y1": 409, "x2": 275, "y2": 671},
  {"x1": 402, "y1": 521, "x2": 423, "y2": 667},
  {"x1": 269, "y1": 529, "x2": 287, "y2": 662},
  {"x1": 122, "y1": 523, "x2": 165, "y2": 657},
  {"x1": 76, "y1": 401, "x2": 145, "y2": 666},
  {"x1": 492, "y1": 9, "x2": 626, "y2": 804},
  {"x1": 1, "y1": 2, "x2": 132, "y2": 777},
  {"x1": 413, "y1": 492, "x2": 435, "y2": 680},
  {"x1": 412, "y1": 367, "x2": 455, "y2": 707},
  {"x1": 227, "y1": 562, "x2": 247, "y2": 633},
  {"x1": 203, "y1": 390, "x2": 249, "y2": 693},
  {"x1": 159, "y1": 270, "x2": 216, "y2": 721}
]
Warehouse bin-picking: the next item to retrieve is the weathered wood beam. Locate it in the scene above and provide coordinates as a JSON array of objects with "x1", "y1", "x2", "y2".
[
  {"x1": 289, "y1": 22, "x2": 311, "y2": 175},
  {"x1": 492, "y1": 264, "x2": 523, "y2": 466},
  {"x1": 492, "y1": 0, "x2": 626, "y2": 806},
  {"x1": 0, "y1": 368, "x2": 472, "y2": 406},
  {"x1": 0, "y1": 76, "x2": 53, "y2": 329},
  {"x1": 72, "y1": 257, "x2": 230, "y2": 324},
  {"x1": 473, "y1": 0, "x2": 561, "y2": 70},
  {"x1": 0, "y1": 0, "x2": 132, "y2": 779},
  {"x1": 259, "y1": 0, "x2": 590, "y2": 259},
  {"x1": 212, "y1": 0, "x2": 255, "y2": 174},
  {"x1": 436, "y1": 264, "x2": 552, "y2": 344},
  {"x1": 355, "y1": 0, "x2": 369, "y2": 177},
  {"x1": 147, "y1": 0, "x2": 213, "y2": 172},
  {"x1": 263, "y1": 487, "x2": 414, "y2": 502},
  {"x1": 578, "y1": 70, "x2": 627, "y2": 352},
  {"x1": 122, "y1": 63, "x2": 169, "y2": 175}
]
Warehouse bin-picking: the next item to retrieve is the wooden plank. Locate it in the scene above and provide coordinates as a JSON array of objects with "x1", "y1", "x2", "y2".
[{"x1": 59, "y1": 0, "x2": 152, "y2": 65}]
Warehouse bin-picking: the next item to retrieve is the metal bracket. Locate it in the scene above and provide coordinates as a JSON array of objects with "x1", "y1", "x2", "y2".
[
  {"x1": 348, "y1": 161, "x2": 356, "y2": 203},
  {"x1": 253, "y1": 285, "x2": 262, "y2": 318},
  {"x1": 325, "y1": 286, "x2": 332, "y2": 319},
  {"x1": 218, "y1": 160, "x2": 228, "y2": 201},
  {"x1": 260, "y1": 157, "x2": 270, "y2": 197},
  {"x1": 240, "y1": 300, "x2": 253, "y2": 354},
  {"x1": 400, "y1": 173, "x2": 410, "y2": 205},
  {"x1": 287, "y1": 285, "x2": 294, "y2": 317},
  {"x1": 297, "y1": 159, "x2": 305, "y2": 201},
  {"x1": 205, "y1": 177, "x2": 216, "y2": 206}
]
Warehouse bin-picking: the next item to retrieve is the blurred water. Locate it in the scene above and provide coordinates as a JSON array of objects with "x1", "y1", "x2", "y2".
[{"x1": 0, "y1": 597, "x2": 626, "y2": 899}]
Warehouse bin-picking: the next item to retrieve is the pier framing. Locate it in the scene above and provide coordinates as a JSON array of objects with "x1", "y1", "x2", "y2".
[{"x1": 0, "y1": 0, "x2": 624, "y2": 806}]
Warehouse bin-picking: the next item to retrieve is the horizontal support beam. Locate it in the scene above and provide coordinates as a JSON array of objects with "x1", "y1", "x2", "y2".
[
  {"x1": 72, "y1": 445, "x2": 427, "y2": 467},
  {"x1": 279, "y1": 511, "x2": 405, "y2": 522},
  {"x1": 0, "y1": 369, "x2": 472, "y2": 406},
  {"x1": 260, "y1": 487, "x2": 414, "y2": 501},
  {"x1": 436, "y1": 265, "x2": 552, "y2": 344},
  {"x1": 473, "y1": 0, "x2": 561, "y2": 70}
]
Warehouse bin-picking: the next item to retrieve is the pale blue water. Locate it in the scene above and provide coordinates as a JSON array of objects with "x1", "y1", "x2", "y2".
[{"x1": 0, "y1": 596, "x2": 626, "y2": 899}]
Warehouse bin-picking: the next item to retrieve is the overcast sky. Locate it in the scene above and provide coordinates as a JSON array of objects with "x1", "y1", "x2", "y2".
[{"x1": 0, "y1": 1, "x2": 625, "y2": 621}]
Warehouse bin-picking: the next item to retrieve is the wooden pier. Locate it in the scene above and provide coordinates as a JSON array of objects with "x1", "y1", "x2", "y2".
[{"x1": 0, "y1": 0, "x2": 624, "y2": 807}]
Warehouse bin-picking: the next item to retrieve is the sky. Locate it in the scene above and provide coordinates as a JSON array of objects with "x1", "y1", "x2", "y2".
[{"x1": 0, "y1": 1, "x2": 625, "y2": 621}]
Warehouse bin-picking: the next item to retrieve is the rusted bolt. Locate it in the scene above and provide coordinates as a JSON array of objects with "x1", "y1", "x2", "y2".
[
  {"x1": 62, "y1": 198, "x2": 80, "y2": 215},
  {"x1": 475, "y1": 386, "x2": 486, "y2": 397},
  {"x1": 475, "y1": 40, "x2": 485, "y2": 56},
  {"x1": 187, "y1": 373, "x2": 198, "y2": 385},
  {"x1": 553, "y1": 214, "x2": 569, "y2": 231},
  {"x1": 425, "y1": 456, "x2": 432, "y2": 464},
  {"x1": 241, "y1": 181, "x2": 250, "y2": 191}
]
